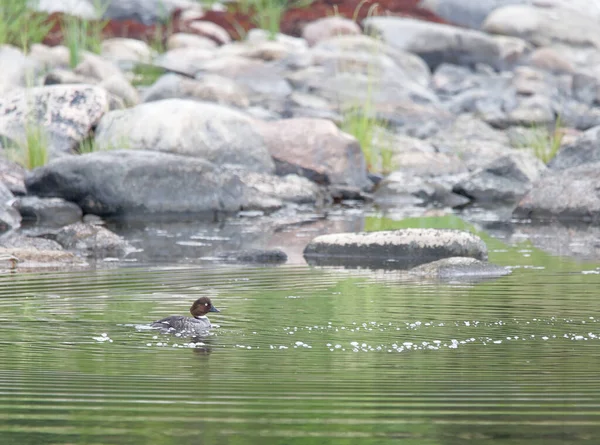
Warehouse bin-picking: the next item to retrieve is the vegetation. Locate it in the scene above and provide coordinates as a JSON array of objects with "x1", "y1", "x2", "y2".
[
  {"x1": 239, "y1": 0, "x2": 312, "y2": 39},
  {"x1": 4, "y1": 123, "x2": 49, "y2": 170},
  {"x1": 0, "y1": 0, "x2": 53, "y2": 50},
  {"x1": 61, "y1": 1, "x2": 109, "y2": 68},
  {"x1": 516, "y1": 116, "x2": 564, "y2": 164}
]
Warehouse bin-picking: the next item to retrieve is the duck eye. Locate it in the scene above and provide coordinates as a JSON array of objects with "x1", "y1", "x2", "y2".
[{"x1": 204, "y1": 303, "x2": 208, "y2": 306}]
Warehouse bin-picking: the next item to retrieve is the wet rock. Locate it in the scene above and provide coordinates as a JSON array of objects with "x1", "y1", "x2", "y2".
[
  {"x1": 217, "y1": 248, "x2": 288, "y2": 264},
  {"x1": 0, "y1": 46, "x2": 39, "y2": 95},
  {"x1": 453, "y1": 151, "x2": 546, "y2": 204},
  {"x1": 513, "y1": 162, "x2": 600, "y2": 223},
  {"x1": 255, "y1": 118, "x2": 369, "y2": 189},
  {"x1": 14, "y1": 196, "x2": 83, "y2": 227},
  {"x1": 46, "y1": 222, "x2": 132, "y2": 258},
  {"x1": 142, "y1": 73, "x2": 249, "y2": 108},
  {"x1": 0, "y1": 157, "x2": 26, "y2": 195},
  {"x1": 418, "y1": 0, "x2": 524, "y2": 29},
  {"x1": 0, "y1": 84, "x2": 114, "y2": 156},
  {"x1": 25, "y1": 150, "x2": 247, "y2": 217},
  {"x1": 482, "y1": 5, "x2": 600, "y2": 49},
  {"x1": 303, "y1": 228, "x2": 488, "y2": 269},
  {"x1": 166, "y1": 33, "x2": 218, "y2": 51},
  {"x1": 302, "y1": 16, "x2": 362, "y2": 47},
  {"x1": 363, "y1": 16, "x2": 506, "y2": 70},
  {"x1": 94, "y1": 99, "x2": 274, "y2": 173},
  {"x1": 101, "y1": 38, "x2": 154, "y2": 64},
  {"x1": 548, "y1": 125, "x2": 600, "y2": 171},
  {"x1": 409, "y1": 256, "x2": 511, "y2": 280},
  {"x1": 0, "y1": 182, "x2": 20, "y2": 232}
]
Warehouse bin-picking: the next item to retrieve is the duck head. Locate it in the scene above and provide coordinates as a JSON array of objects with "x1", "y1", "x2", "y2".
[{"x1": 190, "y1": 296, "x2": 220, "y2": 318}]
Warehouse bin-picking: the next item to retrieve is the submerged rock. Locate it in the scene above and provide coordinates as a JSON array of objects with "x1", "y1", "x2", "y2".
[
  {"x1": 217, "y1": 249, "x2": 288, "y2": 264},
  {"x1": 44, "y1": 222, "x2": 133, "y2": 259},
  {"x1": 513, "y1": 162, "x2": 600, "y2": 224},
  {"x1": 303, "y1": 228, "x2": 488, "y2": 269},
  {"x1": 409, "y1": 256, "x2": 511, "y2": 280}
]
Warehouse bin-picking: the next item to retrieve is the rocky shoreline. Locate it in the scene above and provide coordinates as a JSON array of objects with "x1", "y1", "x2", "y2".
[{"x1": 1, "y1": 0, "x2": 600, "y2": 272}]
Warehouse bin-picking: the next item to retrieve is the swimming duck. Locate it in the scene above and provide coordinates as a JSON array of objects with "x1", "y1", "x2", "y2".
[{"x1": 151, "y1": 297, "x2": 220, "y2": 335}]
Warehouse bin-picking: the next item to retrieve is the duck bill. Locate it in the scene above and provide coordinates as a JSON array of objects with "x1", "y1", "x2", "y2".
[{"x1": 209, "y1": 305, "x2": 220, "y2": 313}]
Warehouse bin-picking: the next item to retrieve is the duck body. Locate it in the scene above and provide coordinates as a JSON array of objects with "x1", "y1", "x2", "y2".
[{"x1": 150, "y1": 297, "x2": 219, "y2": 336}]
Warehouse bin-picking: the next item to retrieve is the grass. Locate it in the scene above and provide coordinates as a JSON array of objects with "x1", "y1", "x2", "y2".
[
  {"x1": 0, "y1": 0, "x2": 53, "y2": 50},
  {"x1": 516, "y1": 116, "x2": 564, "y2": 164},
  {"x1": 4, "y1": 124, "x2": 49, "y2": 170},
  {"x1": 61, "y1": 0, "x2": 109, "y2": 68},
  {"x1": 238, "y1": 0, "x2": 312, "y2": 40}
]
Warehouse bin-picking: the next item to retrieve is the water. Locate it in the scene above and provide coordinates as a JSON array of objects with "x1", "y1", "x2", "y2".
[{"x1": 2, "y1": 216, "x2": 600, "y2": 444}]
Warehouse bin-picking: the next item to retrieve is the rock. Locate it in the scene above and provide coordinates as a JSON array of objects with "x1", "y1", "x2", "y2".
[
  {"x1": 0, "y1": 247, "x2": 87, "y2": 270},
  {"x1": 74, "y1": 53, "x2": 123, "y2": 82},
  {"x1": 392, "y1": 150, "x2": 468, "y2": 178},
  {"x1": 513, "y1": 162, "x2": 600, "y2": 223},
  {"x1": 548, "y1": 125, "x2": 600, "y2": 171},
  {"x1": 167, "y1": 33, "x2": 218, "y2": 51},
  {"x1": 217, "y1": 248, "x2": 288, "y2": 264},
  {"x1": 409, "y1": 256, "x2": 511, "y2": 280},
  {"x1": 506, "y1": 95, "x2": 555, "y2": 126},
  {"x1": 25, "y1": 150, "x2": 247, "y2": 217},
  {"x1": 418, "y1": 0, "x2": 525, "y2": 29},
  {"x1": 105, "y1": 0, "x2": 198, "y2": 25},
  {"x1": 246, "y1": 29, "x2": 307, "y2": 52},
  {"x1": 302, "y1": 16, "x2": 362, "y2": 47},
  {"x1": 237, "y1": 172, "x2": 323, "y2": 207},
  {"x1": 46, "y1": 222, "x2": 132, "y2": 258},
  {"x1": 154, "y1": 47, "x2": 214, "y2": 76},
  {"x1": 44, "y1": 69, "x2": 90, "y2": 85},
  {"x1": 0, "y1": 84, "x2": 114, "y2": 156},
  {"x1": 14, "y1": 196, "x2": 83, "y2": 227},
  {"x1": 99, "y1": 75, "x2": 139, "y2": 107},
  {"x1": 34, "y1": 0, "x2": 97, "y2": 19},
  {"x1": 528, "y1": 47, "x2": 575, "y2": 74},
  {"x1": 0, "y1": 182, "x2": 20, "y2": 232},
  {"x1": 101, "y1": 38, "x2": 154, "y2": 64},
  {"x1": 186, "y1": 21, "x2": 231, "y2": 45},
  {"x1": 303, "y1": 228, "x2": 488, "y2": 269},
  {"x1": 363, "y1": 16, "x2": 507, "y2": 70},
  {"x1": 255, "y1": 118, "x2": 369, "y2": 189},
  {"x1": 482, "y1": 5, "x2": 600, "y2": 49},
  {"x1": 374, "y1": 171, "x2": 470, "y2": 208},
  {"x1": 94, "y1": 99, "x2": 274, "y2": 173},
  {"x1": 453, "y1": 151, "x2": 546, "y2": 203},
  {"x1": 0, "y1": 45, "x2": 39, "y2": 95},
  {"x1": 0, "y1": 232, "x2": 63, "y2": 250},
  {"x1": 142, "y1": 73, "x2": 249, "y2": 108},
  {"x1": 28, "y1": 44, "x2": 71, "y2": 70},
  {"x1": 0, "y1": 157, "x2": 26, "y2": 195}
]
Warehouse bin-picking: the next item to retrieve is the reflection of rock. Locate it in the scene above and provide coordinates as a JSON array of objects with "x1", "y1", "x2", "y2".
[
  {"x1": 303, "y1": 228, "x2": 488, "y2": 269},
  {"x1": 15, "y1": 196, "x2": 82, "y2": 227},
  {"x1": 217, "y1": 249, "x2": 288, "y2": 264},
  {"x1": 409, "y1": 256, "x2": 511, "y2": 280}
]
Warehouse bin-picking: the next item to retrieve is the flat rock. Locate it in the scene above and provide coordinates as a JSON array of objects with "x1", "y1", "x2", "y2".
[
  {"x1": 483, "y1": 5, "x2": 600, "y2": 49},
  {"x1": 409, "y1": 256, "x2": 511, "y2": 280},
  {"x1": 513, "y1": 162, "x2": 600, "y2": 223},
  {"x1": 303, "y1": 228, "x2": 488, "y2": 269},
  {"x1": 94, "y1": 99, "x2": 274, "y2": 173},
  {"x1": 453, "y1": 151, "x2": 546, "y2": 203},
  {"x1": 363, "y1": 16, "x2": 506, "y2": 70},
  {"x1": 15, "y1": 196, "x2": 83, "y2": 227},
  {"x1": 25, "y1": 150, "x2": 248, "y2": 217},
  {"x1": 0, "y1": 84, "x2": 114, "y2": 156},
  {"x1": 255, "y1": 118, "x2": 369, "y2": 189}
]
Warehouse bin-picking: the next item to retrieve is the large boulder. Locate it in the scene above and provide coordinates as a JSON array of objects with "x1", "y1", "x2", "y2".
[
  {"x1": 453, "y1": 151, "x2": 546, "y2": 203},
  {"x1": 94, "y1": 99, "x2": 275, "y2": 173},
  {"x1": 255, "y1": 118, "x2": 369, "y2": 189},
  {"x1": 0, "y1": 84, "x2": 115, "y2": 156},
  {"x1": 513, "y1": 162, "x2": 600, "y2": 223},
  {"x1": 482, "y1": 5, "x2": 600, "y2": 49},
  {"x1": 363, "y1": 17, "x2": 509, "y2": 70},
  {"x1": 25, "y1": 150, "x2": 248, "y2": 217},
  {"x1": 303, "y1": 228, "x2": 488, "y2": 269}
]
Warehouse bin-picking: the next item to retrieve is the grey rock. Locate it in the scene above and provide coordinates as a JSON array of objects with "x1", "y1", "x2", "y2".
[
  {"x1": 74, "y1": 53, "x2": 124, "y2": 82},
  {"x1": 104, "y1": 0, "x2": 198, "y2": 24},
  {"x1": 15, "y1": 196, "x2": 83, "y2": 227},
  {"x1": 254, "y1": 118, "x2": 369, "y2": 189},
  {"x1": 46, "y1": 222, "x2": 132, "y2": 258},
  {"x1": 453, "y1": 151, "x2": 546, "y2": 203},
  {"x1": 483, "y1": 5, "x2": 600, "y2": 49},
  {"x1": 0, "y1": 45, "x2": 40, "y2": 95},
  {"x1": 303, "y1": 228, "x2": 488, "y2": 269},
  {"x1": 25, "y1": 150, "x2": 247, "y2": 217},
  {"x1": 99, "y1": 75, "x2": 139, "y2": 107},
  {"x1": 0, "y1": 245, "x2": 87, "y2": 269},
  {"x1": 302, "y1": 17, "x2": 361, "y2": 47},
  {"x1": 0, "y1": 84, "x2": 113, "y2": 156},
  {"x1": 418, "y1": 0, "x2": 526, "y2": 29},
  {"x1": 0, "y1": 232, "x2": 64, "y2": 251},
  {"x1": 94, "y1": 99, "x2": 274, "y2": 173},
  {"x1": 154, "y1": 47, "x2": 214, "y2": 76},
  {"x1": 44, "y1": 69, "x2": 91, "y2": 85},
  {"x1": 409, "y1": 256, "x2": 511, "y2": 280},
  {"x1": 549, "y1": 125, "x2": 600, "y2": 171},
  {"x1": 363, "y1": 16, "x2": 505, "y2": 70},
  {"x1": 0, "y1": 157, "x2": 26, "y2": 195},
  {"x1": 166, "y1": 33, "x2": 218, "y2": 51},
  {"x1": 187, "y1": 21, "x2": 231, "y2": 45},
  {"x1": 101, "y1": 38, "x2": 154, "y2": 64},
  {"x1": 28, "y1": 44, "x2": 71, "y2": 71},
  {"x1": 513, "y1": 162, "x2": 600, "y2": 223},
  {"x1": 0, "y1": 182, "x2": 20, "y2": 232},
  {"x1": 34, "y1": 0, "x2": 97, "y2": 19},
  {"x1": 238, "y1": 172, "x2": 323, "y2": 207},
  {"x1": 506, "y1": 95, "x2": 555, "y2": 127},
  {"x1": 217, "y1": 248, "x2": 288, "y2": 264}
]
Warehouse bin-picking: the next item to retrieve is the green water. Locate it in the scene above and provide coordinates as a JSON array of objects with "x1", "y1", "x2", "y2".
[{"x1": 2, "y1": 216, "x2": 600, "y2": 444}]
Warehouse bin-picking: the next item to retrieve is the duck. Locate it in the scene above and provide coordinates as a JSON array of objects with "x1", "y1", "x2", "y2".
[{"x1": 150, "y1": 297, "x2": 220, "y2": 336}]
